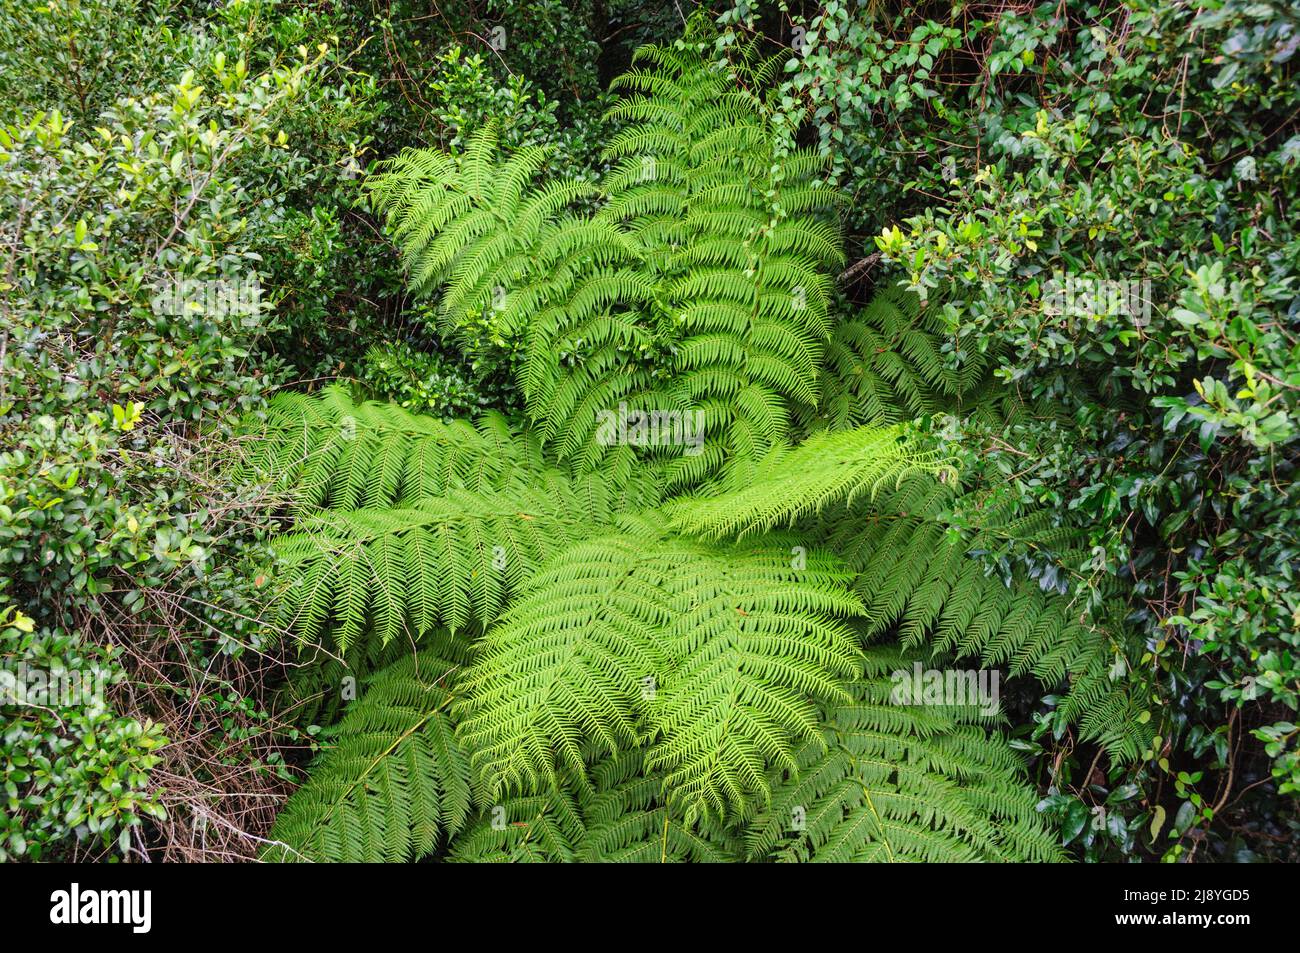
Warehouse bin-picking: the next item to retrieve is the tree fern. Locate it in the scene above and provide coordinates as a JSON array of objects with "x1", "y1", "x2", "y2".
[{"x1": 246, "y1": 39, "x2": 1156, "y2": 863}]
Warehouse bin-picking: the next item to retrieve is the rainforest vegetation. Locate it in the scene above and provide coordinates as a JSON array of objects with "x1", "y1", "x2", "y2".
[{"x1": 1, "y1": 0, "x2": 1297, "y2": 863}]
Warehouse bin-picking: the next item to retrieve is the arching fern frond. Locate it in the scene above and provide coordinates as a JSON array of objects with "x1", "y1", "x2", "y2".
[
  {"x1": 593, "y1": 46, "x2": 845, "y2": 489},
  {"x1": 812, "y1": 285, "x2": 1000, "y2": 432},
  {"x1": 455, "y1": 533, "x2": 667, "y2": 797},
  {"x1": 821, "y1": 475, "x2": 1150, "y2": 760},
  {"x1": 239, "y1": 385, "x2": 666, "y2": 517},
  {"x1": 366, "y1": 127, "x2": 626, "y2": 334},
  {"x1": 235, "y1": 385, "x2": 536, "y2": 511},
  {"x1": 456, "y1": 530, "x2": 863, "y2": 824},
  {"x1": 746, "y1": 646, "x2": 1063, "y2": 863},
  {"x1": 264, "y1": 654, "x2": 470, "y2": 863},
  {"x1": 366, "y1": 126, "x2": 645, "y2": 356},
  {"x1": 665, "y1": 424, "x2": 941, "y2": 540},
  {"x1": 645, "y1": 538, "x2": 864, "y2": 823},
  {"x1": 270, "y1": 485, "x2": 606, "y2": 650}
]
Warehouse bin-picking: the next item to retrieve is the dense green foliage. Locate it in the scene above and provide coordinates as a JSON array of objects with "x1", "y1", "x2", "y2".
[
  {"x1": 0, "y1": 0, "x2": 381, "y2": 859},
  {"x1": 743, "y1": 0, "x2": 1300, "y2": 859},
  {"x1": 3, "y1": 0, "x2": 1295, "y2": 863},
  {"x1": 249, "y1": 40, "x2": 1106, "y2": 863}
]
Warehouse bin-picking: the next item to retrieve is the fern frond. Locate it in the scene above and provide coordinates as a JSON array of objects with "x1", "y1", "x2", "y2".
[
  {"x1": 367, "y1": 127, "x2": 635, "y2": 346},
  {"x1": 271, "y1": 484, "x2": 610, "y2": 650},
  {"x1": 811, "y1": 285, "x2": 1000, "y2": 431},
  {"x1": 455, "y1": 533, "x2": 667, "y2": 796},
  {"x1": 264, "y1": 654, "x2": 470, "y2": 863},
  {"x1": 645, "y1": 538, "x2": 864, "y2": 823},
  {"x1": 457, "y1": 530, "x2": 863, "y2": 824},
  {"x1": 446, "y1": 789, "x2": 586, "y2": 863},
  {"x1": 446, "y1": 751, "x2": 740, "y2": 863},
  {"x1": 821, "y1": 475, "x2": 1150, "y2": 760},
  {"x1": 747, "y1": 646, "x2": 1063, "y2": 863},
  {"x1": 666, "y1": 425, "x2": 941, "y2": 540},
  {"x1": 235, "y1": 385, "x2": 533, "y2": 511},
  {"x1": 577, "y1": 751, "x2": 740, "y2": 862}
]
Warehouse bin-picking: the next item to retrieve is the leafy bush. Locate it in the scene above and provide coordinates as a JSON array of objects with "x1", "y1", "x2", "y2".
[
  {"x1": 0, "y1": 0, "x2": 379, "y2": 859},
  {"x1": 0, "y1": 608, "x2": 165, "y2": 861},
  {"x1": 357, "y1": 338, "x2": 520, "y2": 420}
]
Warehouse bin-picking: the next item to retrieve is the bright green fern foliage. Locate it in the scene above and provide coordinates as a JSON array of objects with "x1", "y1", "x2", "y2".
[
  {"x1": 271, "y1": 488, "x2": 592, "y2": 648},
  {"x1": 597, "y1": 45, "x2": 845, "y2": 487},
  {"x1": 748, "y1": 647, "x2": 1064, "y2": 863},
  {"x1": 251, "y1": 380, "x2": 1060, "y2": 861},
  {"x1": 265, "y1": 653, "x2": 471, "y2": 863},
  {"x1": 367, "y1": 45, "x2": 843, "y2": 486},
  {"x1": 248, "y1": 39, "x2": 1151, "y2": 864},
  {"x1": 249, "y1": 386, "x2": 661, "y2": 650},
  {"x1": 664, "y1": 424, "x2": 941, "y2": 540},
  {"x1": 457, "y1": 529, "x2": 863, "y2": 824}
]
